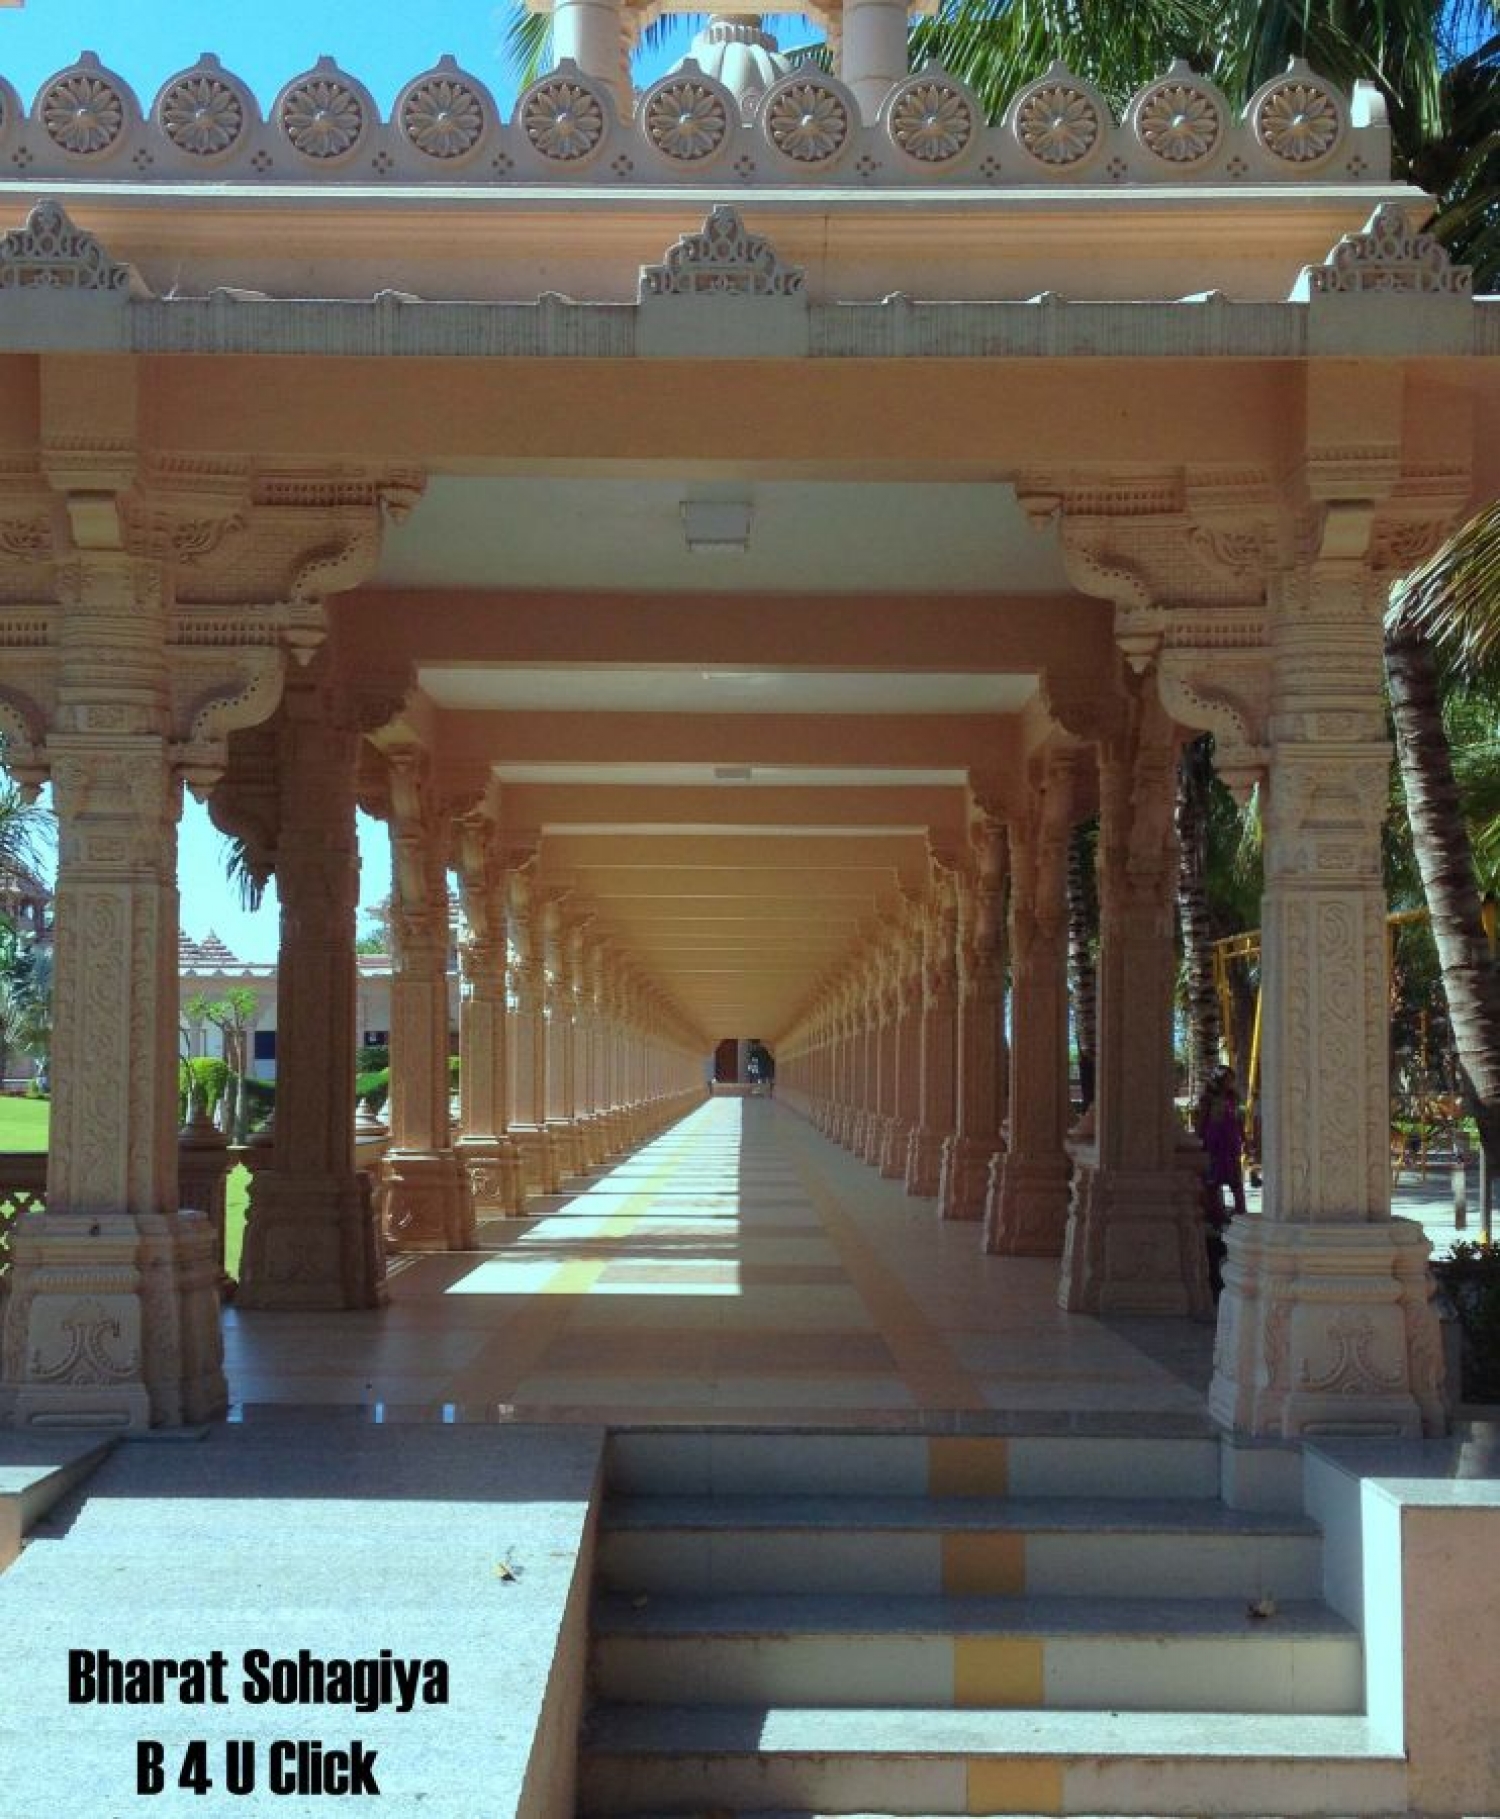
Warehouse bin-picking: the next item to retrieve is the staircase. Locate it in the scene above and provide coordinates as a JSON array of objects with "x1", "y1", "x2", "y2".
[{"x1": 577, "y1": 1427, "x2": 1407, "y2": 1817}]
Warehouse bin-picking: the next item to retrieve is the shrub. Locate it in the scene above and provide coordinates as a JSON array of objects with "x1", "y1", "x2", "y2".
[
  {"x1": 1433, "y1": 1241, "x2": 1500, "y2": 1403},
  {"x1": 355, "y1": 1066, "x2": 390, "y2": 1111},
  {"x1": 240, "y1": 1075, "x2": 275, "y2": 1130}
]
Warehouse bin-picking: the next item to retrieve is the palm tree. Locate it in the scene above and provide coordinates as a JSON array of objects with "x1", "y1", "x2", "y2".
[
  {"x1": 1176, "y1": 735, "x2": 1222, "y2": 1099},
  {"x1": 1386, "y1": 507, "x2": 1500, "y2": 1215},
  {"x1": 1066, "y1": 820, "x2": 1098, "y2": 1108},
  {"x1": 910, "y1": 0, "x2": 1497, "y2": 286},
  {"x1": 906, "y1": 0, "x2": 1500, "y2": 1164}
]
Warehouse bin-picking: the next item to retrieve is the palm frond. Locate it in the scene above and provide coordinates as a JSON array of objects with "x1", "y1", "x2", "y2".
[
  {"x1": 1387, "y1": 503, "x2": 1500, "y2": 676},
  {"x1": 503, "y1": 9, "x2": 557, "y2": 91},
  {"x1": 221, "y1": 833, "x2": 268, "y2": 914}
]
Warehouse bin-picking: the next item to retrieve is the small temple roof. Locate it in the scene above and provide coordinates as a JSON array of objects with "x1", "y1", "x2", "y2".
[
  {"x1": 180, "y1": 930, "x2": 241, "y2": 969},
  {"x1": 672, "y1": 17, "x2": 795, "y2": 116}
]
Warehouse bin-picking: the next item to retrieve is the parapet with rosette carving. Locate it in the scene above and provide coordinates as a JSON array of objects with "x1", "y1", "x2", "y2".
[{"x1": 0, "y1": 52, "x2": 1393, "y2": 194}]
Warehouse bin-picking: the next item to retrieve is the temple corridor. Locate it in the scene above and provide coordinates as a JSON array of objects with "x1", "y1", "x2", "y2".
[{"x1": 222, "y1": 1098, "x2": 1212, "y2": 1427}]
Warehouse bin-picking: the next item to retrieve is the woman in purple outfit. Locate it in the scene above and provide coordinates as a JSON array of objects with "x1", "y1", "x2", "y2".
[{"x1": 1196, "y1": 1065, "x2": 1247, "y2": 1296}]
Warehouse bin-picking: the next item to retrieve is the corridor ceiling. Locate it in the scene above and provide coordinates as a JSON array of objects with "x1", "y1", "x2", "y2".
[{"x1": 353, "y1": 475, "x2": 1112, "y2": 1044}]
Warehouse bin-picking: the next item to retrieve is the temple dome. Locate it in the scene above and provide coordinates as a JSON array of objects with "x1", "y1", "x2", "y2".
[{"x1": 674, "y1": 16, "x2": 794, "y2": 119}]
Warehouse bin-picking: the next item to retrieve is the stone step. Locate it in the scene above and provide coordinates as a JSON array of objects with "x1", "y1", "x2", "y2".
[
  {"x1": 578, "y1": 1706, "x2": 1406, "y2": 1816},
  {"x1": 606, "y1": 1429, "x2": 1221, "y2": 1503},
  {"x1": 0, "y1": 1435, "x2": 114, "y2": 1572},
  {"x1": 598, "y1": 1494, "x2": 1322, "y2": 1599},
  {"x1": 591, "y1": 1592, "x2": 1361, "y2": 1713}
]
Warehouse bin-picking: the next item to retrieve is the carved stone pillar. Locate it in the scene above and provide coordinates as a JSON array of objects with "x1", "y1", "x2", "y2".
[
  {"x1": 454, "y1": 808, "x2": 525, "y2": 1218},
  {"x1": 622, "y1": 976, "x2": 645, "y2": 1142},
  {"x1": 986, "y1": 754, "x2": 1076, "y2": 1256},
  {"x1": 238, "y1": 667, "x2": 385, "y2": 1310},
  {"x1": 881, "y1": 921, "x2": 922, "y2": 1178},
  {"x1": 907, "y1": 876, "x2": 959, "y2": 1196},
  {"x1": 2, "y1": 553, "x2": 224, "y2": 1427},
  {"x1": 1060, "y1": 694, "x2": 1209, "y2": 1314},
  {"x1": 542, "y1": 897, "x2": 584, "y2": 1179},
  {"x1": 379, "y1": 749, "x2": 468, "y2": 1252},
  {"x1": 581, "y1": 940, "x2": 610, "y2": 1163},
  {"x1": 595, "y1": 953, "x2": 623, "y2": 1154},
  {"x1": 852, "y1": 968, "x2": 878, "y2": 1153},
  {"x1": 840, "y1": 989, "x2": 862, "y2": 1145},
  {"x1": 507, "y1": 865, "x2": 558, "y2": 1195},
  {"x1": 940, "y1": 822, "x2": 1008, "y2": 1221},
  {"x1": 1211, "y1": 540, "x2": 1444, "y2": 1436},
  {"x1": 863, "y1": 956, "x2": 894, "y2": 1165},
  {"x1": 549, "y1": 0, "x2": 627, "y2": 96},
  {"x1": 818, "y1": 996, "x2": 843, "y2": 1135},
  {"x1": 841, "y1": 0, "x2": 920, "y2": 117}
]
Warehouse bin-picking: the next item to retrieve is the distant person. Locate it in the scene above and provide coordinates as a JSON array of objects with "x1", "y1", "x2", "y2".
[
  {"x1": 748, "y1": 1040, "x2": 775, "y2": 1097},
  {"x1": 1196, "y1": 1064, "x2": 1247, "y2": 1295}
]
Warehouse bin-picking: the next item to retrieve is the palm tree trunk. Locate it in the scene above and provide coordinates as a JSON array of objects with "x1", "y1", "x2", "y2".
[
  {"x1": 1176, "y1": 734, "x2": 1222, "y2": 1100},
  {"x1": 1385, "y1": 623, "x2": 1500, "y2": 1187},
  {"x1": 1067, "y1": 822, "x2": 1097, "y2": 1110}
]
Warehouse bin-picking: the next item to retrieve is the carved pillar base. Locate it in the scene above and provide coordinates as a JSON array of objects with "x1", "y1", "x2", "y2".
[
  {"x1": 860, "y1": 1113, "x2": 888, "y2": 1166},
  {"x1": 454, "y1": 1136, "x2": 526, "y2": 1218},
  {"x1": 938, "y1": 1134, "x2": 1000, "y2": 1222},
  {"x1": 237, "y1": 1173, "x2": 386, "y2": 1310},
  {"x1": 904, "y1": 1125, "x2": 947, "y2": 1197},
  {"x1": 512, "y1": 1125, "x2": 559, "y2": 1195},
  {"x1": 179, "y1": 1113, "x2": 235, "y2": 1296},
  {"x1": 1, "y1": 1211, "x2": 224, "y2": 1429},
  {"x1": 547, "y1": 1119, "x2": 586, "y2": 1181},
  {"x1": 575, "y1": 1115, "x2": 608, "y2": 1168},
  {"x1": 983, "y1": 1153, "x2": 1071, "y2": 1257},
  {"x1": 1209, "y1": 1215, "x2": 1446, "y2": 1439},
  {"x1": 1058, "y1": 1147, "x2": 1212, "y2": 1317},
  {"x1": 381, "y1": 1150, "x2": 472, "y2": 1251},
  {"x1": 878, "y1": 1117, "x2": 911, "y2": 1178}
]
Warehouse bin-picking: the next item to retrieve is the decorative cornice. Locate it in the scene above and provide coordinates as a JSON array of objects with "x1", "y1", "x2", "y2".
[
  {"x1": 0, "y1": 197, "x2": 146, "y2": 295},
  {"x1": 639, "y1": 204, "x2": 804, "y2": 298},
  {"x1": 1293, "y1": 201, "x2": 1472, "y2": 298},
  {"x1": 0, "y1": 52, "x2": 1391, "y2": 194},
  {"x1": 0, "y1": 276, "x2": 1488, "y2": 362}
]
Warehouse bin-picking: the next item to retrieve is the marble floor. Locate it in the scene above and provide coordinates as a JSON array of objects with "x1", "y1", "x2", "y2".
[{"x1": 224, "y1": 1099, "x2": 1216, "y2": 1430}]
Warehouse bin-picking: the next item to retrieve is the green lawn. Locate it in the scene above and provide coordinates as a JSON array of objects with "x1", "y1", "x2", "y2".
[
  {"x1": 225, "y1": 1165, "x2": 248, "y2": 1279},
  {"x1": 1, "y1": 1096, "x2": 250, "y2": 1278},
  {"x1": 0, "y1": 1094, "x2": 49, "y2": 1150}
]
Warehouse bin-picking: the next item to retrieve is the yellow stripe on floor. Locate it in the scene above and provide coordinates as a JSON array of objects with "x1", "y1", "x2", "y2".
[
  {"x1": 536, "y1": 1156, "x2": 690, "y2": 1295},
  {"x1": 793, "y1": 1158, "x2": 989, "y2": 1410},
  {"x1": 943, "y1": 1531, "x2": 1026, "y2": 1595},
  {"x1": 966, "y1": 1756, "x2": 1064, "y2": 1814},
  {"x1": 449, "y1": 1142, "x2": 714, "y2": 1402},
  {"x1": 954, "y1": 1636, "x2": 1045, "y2": 1707},
  {"x1": 929, "y1": 1436, "x2": 1010, "y2": 1497}
]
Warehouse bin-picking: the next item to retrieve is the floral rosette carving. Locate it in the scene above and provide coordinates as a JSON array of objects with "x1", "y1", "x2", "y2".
[
  {"x1": 1130, "y1": 67, "x2": 1224, "y2": 167},
  {"x1": 398, "y1": 67, "x2": 489, "y2": 161},
  {"x1": 156, "y1": 62, "x2": 250, "y2": 158},
  {"x1": 1251, "y1": 65, "x2": 1344, "y2": 165},
  {"x1": 641, "y1": 69, "x2": 732, "y2": 165},
  {"x1": 885, "y1": 72, "x2": 978, "y2": 167},
  {"x1": 277, "y1": 67, "x2": 368, "y2": 161},
  {"x1": 762, "y1": 73, "x2": 852, "y2": 166},
  {"x1": 1011, "y1": 68, "x2": 1105, "y2": 169},
  {"x1": 520, "y1": 70, "x2": 608, "y2": 163},
  {"x1": 40, "y1": 62, "x2": 128, "y2": 157}
]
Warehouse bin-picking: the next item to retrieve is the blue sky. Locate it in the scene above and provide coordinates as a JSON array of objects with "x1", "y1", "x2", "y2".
[
  {"x1": 0, "y1": 0, "x2": 707, "y2": 963},
  {"x1": 0, "y1": 0, "x2": 708, "y2": 111}
]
